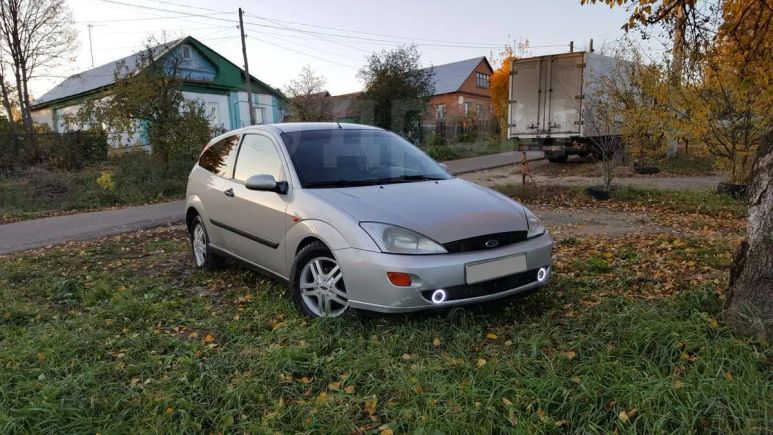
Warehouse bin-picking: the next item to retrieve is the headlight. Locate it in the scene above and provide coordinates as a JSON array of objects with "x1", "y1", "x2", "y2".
[
  {"x1": 360, "y1": 222, "x2": 447, "y2": 255},
  {"x1": 524, "y1": 208, "x2": 545, "y2": 238}
]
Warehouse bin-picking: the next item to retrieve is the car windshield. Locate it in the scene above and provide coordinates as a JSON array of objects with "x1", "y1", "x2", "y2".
[{"x1": 280, "y1": 129, "x2": 452, "y2": 188}]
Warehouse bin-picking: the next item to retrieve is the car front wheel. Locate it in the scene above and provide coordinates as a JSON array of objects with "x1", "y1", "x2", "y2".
[{"x1": 290, "y1": 242, "x2": 349, "y2": 318}]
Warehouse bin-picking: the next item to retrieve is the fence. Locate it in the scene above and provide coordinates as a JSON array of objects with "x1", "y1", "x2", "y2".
[
  {"x1": 421, "y1": 118, "x2": 500, "y2": 145},
  {"x1": 0, "y1": 131, "x2": 109, "y2": 171}
]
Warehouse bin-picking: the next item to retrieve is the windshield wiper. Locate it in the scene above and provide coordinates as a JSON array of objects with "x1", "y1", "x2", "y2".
[
  {"x1": 397, "y1": 175, "x2": 447, "y2": 181},
  {"x1": 304, "y1": 179, "x2": 385, "y2": 188},
  {"x1": 304, "y1": 175, "x2": 447, "y2": 188}
]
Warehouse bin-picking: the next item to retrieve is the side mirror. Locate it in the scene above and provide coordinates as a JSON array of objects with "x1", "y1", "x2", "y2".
[
  {"x1": 245, "y1": 174, "x2": 288, "y2": 194},
  {"x1": 439, "y1": 163, "x2": 449, "y2": 172}
]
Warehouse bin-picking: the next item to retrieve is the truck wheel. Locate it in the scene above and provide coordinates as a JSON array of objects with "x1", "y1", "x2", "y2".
[{"x1": 547, "y1": 155, "x2": 568, "y2": 163}]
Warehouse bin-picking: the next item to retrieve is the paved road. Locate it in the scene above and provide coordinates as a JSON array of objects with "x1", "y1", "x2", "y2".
[
  {"x1": 444, "y1": 150, "x2": 543, "y2": 175},
  {"x1": 0, "y1": 151, "x2": 543, "y2": 255},
  {"x1": 0, "y1": 201, "x2": 186, "y2": 255}
]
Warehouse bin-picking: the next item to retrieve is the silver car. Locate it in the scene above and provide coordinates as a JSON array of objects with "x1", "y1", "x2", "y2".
[{"x1": 186, "y1": 123, "x2": 553, "y2": 317}]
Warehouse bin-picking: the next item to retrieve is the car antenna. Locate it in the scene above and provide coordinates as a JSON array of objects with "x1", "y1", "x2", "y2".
[{"x1": 336, "y1": 121, "x2": 342, "y2": 129}]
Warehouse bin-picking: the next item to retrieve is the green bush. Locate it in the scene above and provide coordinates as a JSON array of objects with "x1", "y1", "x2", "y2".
[{"x1": 46, "y1": 130, "x2": 108, "y2": 170}]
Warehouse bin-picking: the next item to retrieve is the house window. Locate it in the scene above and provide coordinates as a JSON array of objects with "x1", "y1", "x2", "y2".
[
  {"x1": 436, "y1": 104, "x2": 446, "y2": 120},
  {"x1": 475, "y1": 72, "x2": 490, "y2": 89},
  {"x1": 477, "y1": 103, "x2": 485, "y2": 119},
  {"x1": 181, "y1": 45, "x2": 192, "y2": 60},
  {"x1": 463, "y1": 102, "x2": 472, "y2": 117}
]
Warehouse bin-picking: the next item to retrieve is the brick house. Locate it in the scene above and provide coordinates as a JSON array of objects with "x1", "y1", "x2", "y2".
[{"x1": 422, "y1": 56, "x2": 493, "y2": 128}]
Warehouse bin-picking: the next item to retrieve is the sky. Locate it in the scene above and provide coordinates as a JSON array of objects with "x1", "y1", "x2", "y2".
[{"x1": 30, "y1": 0, "x2": 665, "y2": 99}]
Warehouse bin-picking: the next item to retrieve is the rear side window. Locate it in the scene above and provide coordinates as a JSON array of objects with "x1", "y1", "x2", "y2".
[
  {"x1": 199, "y1": 135, "x2": 240, "y2": 177},
  {"x1": 233, "y1": 134, "x2": 284, "y2": 182}
]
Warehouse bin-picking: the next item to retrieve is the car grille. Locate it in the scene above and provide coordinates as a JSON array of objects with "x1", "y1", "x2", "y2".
[
  {"x1": 443, "y1": 231, "x2": 528, "y2": 253},
  {"x1": 421, "y1": 269, "x2": 539, "y2": 302}
]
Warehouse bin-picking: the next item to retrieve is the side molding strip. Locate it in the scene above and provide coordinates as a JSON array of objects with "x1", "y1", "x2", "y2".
[{"x1": 209, "y1": 218, "x2": 279, "y2": 249}]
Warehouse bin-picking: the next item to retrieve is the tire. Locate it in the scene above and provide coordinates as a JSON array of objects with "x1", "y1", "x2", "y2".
[
  {"x1": 189, "y1": 216, "x2": 224, "y2": 270},
  {"x1": 547, "y1": 155, "x2": 568, "y2": 163},
  {"x1": 290, "y1": 241, "x2": 350, "y2": 318}
]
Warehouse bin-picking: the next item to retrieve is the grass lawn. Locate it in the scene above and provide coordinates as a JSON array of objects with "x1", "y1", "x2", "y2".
[
  {"x1": 0, "y1": 155, "x2": 191, "y2": 223},
  {"x1": 1, "y1": 225, "x2": 768, "y2": 433},
  {"x1": 496, "y1": 184, "x2": 747, "y2": 219}
]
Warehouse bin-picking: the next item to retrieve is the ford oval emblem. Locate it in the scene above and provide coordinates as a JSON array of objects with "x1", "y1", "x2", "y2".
[{"x1": 485, "y1": 239, "x2": 499, "y2": 248}]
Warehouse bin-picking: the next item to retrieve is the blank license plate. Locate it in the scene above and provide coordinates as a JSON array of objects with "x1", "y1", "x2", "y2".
[{"x1": 465, "y1": 254, "x2": 527, "y2": 285}]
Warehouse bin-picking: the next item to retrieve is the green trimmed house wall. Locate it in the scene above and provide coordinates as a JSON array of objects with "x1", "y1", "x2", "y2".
[{"x1": 31, "y1": 36, "x2": 286, "y2": 144}]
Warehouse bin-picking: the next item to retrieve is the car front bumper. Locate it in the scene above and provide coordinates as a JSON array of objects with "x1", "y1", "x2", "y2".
[{"x1": 333, "y1": 232, "x2": 553, "y2": 313}]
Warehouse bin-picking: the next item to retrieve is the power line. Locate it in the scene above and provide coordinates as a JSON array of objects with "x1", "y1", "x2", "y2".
[
  {"x1": 247, "y1": 33, "x2": 359, "y2": 70},
  {"x1": 97, "y1": 0, "x2": 571, "y2": 53}
]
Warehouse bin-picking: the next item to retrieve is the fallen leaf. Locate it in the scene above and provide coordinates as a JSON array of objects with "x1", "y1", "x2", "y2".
[
  {"x1": 724, "y1": 370, "x2": 734, "y2": 382},
  {"x1": 364, "y1": 396, "x2": 378, "y2": 416},
  {"x1": 570, "y1": 376, "x2": 581, "y2": 384},
  {"x1": 673, "y1": 379, "x2": 684, "y2": 390},
  {"x1": 486, "y1": 332, "x2": 498, "y2": 340},
  {"x1": 328, "y1": 381, "x2": 341, "y2": 390},
  {"x1": 401, "y1": 353, "x2": 412, "y2": 361},
  {"x1": 316, "y1": 391, "x2": 328, "y2": 404},
  {"x1": 344, "y1": 385, "x2": 355, "y2": 394},
  {"x1": 36, "y1": 352, "x2": 46, "y2": 362},
  {"x1": 379, "y1": 429, "x2": 393, "y2": 435},
  {"x1": 708, "y1": 318, "x2": 719, "y2": 329},
  {"x1": 502, "y1": 397, "x2": 513, "y2": 406},
  {"x1": 432, "y1": 336, "x2": 441, "y2": 347},
  {"x1": 564, "y1": 351, "x2": 577, "y2": 360},
  {"x1": 477, "y1": 358, "x2": 487, "y2": 367},
  {"x1": 618, "y1": 410, "x2": 630, "y2": 423},
  {"x1": 165, "y1": 407, "x2": 174, "y2": 415},
  {"x1": 203, "y1": 334, "x2": 215, "y2": 343}
]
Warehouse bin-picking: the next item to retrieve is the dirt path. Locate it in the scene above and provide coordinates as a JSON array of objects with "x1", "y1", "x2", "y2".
[
  {"x1": 461, "y1": 162, "x2": 724, "y2": 190},
  {"x1": 531, "y1": 205, "x2": 673, "y2": 239}
]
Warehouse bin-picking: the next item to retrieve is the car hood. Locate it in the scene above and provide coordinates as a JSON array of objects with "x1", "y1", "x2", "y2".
[{"x1": 308, "y1": 178, "x2": 528, "y2": 243}]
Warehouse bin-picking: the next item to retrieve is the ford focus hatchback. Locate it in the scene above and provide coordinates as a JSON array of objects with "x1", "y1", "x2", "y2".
[{"x1": 186, "y1": 123, "x2": 553, "y2": 317}]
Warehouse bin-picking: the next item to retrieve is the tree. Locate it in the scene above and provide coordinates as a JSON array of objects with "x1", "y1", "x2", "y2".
[
  {"x1": 583, "y1": 78, "x2": 626, "y2": 192},
  {"x1": 490, "y1": 40, "x2": 531, "y2": 138},
  {"x1": 581, "y1": 0, "x2": 773, "y2": 333},
  {"x1": 604, "y1": 44, "x2": 669, "y2": 166},
  {"x1": 284, "y1": 66, "x2": 332, "y2": 122},
  {"x1": 69, "y1": 37, "x2": 212, "y2": 167},
  {"x1": 358, "y1": 45, "x2": 434, "y2": 138},
  {"x1": 490, "y1": 47, "x2": 514, "y2": 138},
  {"x1": 0, "y1": 0, "x2": 78, "y2": 132}
]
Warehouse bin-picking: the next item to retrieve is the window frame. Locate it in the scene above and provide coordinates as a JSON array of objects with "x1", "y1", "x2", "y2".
[
  {"x1": 198, "y1": 133, "x2": 241, "y2": 178},
  {"x1": 475, "y1": 72, "x2": 490, "y2": 89},
  {"x1": 231, "y1": 132, "x2": 289, "y2": 185},
  {"x1": 436, "y1": 104, "x2": 447, "y2": 120},
  {"x1": 181, "y1": 45, "x2": 192, "y2": 60}
]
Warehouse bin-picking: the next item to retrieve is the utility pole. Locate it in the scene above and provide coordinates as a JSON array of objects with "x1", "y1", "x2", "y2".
[
  {"x1": 87, "y1": 24, "x2": 95, "y2": 69},
  {"x1": 239, "y1": 8, "x2": 257, "y2": 125}
]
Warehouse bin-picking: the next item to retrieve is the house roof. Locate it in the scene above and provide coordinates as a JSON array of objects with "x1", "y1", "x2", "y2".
[
  {"x1": 329, "y1": 91, "x2": 363, "y2": 119},
  {"x1": 423, "y1": 56, "x2": 491, "y2": 95},
  {"x1": 33, "y1": 36, "x2": 284, "y2": 109},
  {"x1": 33, "y1": 39, "x2": 184, "y2": 107}
]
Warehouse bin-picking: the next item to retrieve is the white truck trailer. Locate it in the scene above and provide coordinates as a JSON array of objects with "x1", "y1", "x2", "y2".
[{"x1": 507, "y1": 51, "x2": 621, "y2": 162}]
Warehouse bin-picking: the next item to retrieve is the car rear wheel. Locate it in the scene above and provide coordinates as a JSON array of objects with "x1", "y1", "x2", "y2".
[
  {"x1": 291, "y1": 242, "x2": 349, "y2": 318},
  {"x1": 190, "y1": 216, "x2": 223, "y2": 270}
]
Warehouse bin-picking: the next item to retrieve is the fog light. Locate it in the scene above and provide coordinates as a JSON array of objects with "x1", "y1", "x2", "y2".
[
  {"x1": 537, "y1": 267, "x2": 548, "y2": 282},
  {"x1": 387, "y1": 272, "x2": 412, "y2": 287},
  {"x1": 431, "y1": 289, "x2": 447, "y2": 304}
]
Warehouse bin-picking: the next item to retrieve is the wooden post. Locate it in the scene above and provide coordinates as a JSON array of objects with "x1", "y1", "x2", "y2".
[
  {"x1": 239, "y1": 8, "x2": 257, "y2": 126},
  {"x1": 521, "y1": 150, "x2": 527, "y2": 186}
]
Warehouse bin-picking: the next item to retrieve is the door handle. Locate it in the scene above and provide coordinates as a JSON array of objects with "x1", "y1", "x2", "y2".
[{"x1": 224, "y1": 188, "x2": 234, "y2": 198}]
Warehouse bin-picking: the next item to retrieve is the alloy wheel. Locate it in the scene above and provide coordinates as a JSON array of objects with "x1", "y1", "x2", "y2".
[
  {"x1": 192, "y1": 224, "x2": 207, "y2": 267},
  {"x1": 299, "y1": 256, "x2": 348, "y2": 317}
]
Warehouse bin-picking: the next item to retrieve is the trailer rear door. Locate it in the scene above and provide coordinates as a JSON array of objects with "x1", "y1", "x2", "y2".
[
  {"x1": 509, "y1": 58, "x2": 542, "y2": 136},
  {"x1": 546, "y1": 54, "x2": 583, "y2": 135}
]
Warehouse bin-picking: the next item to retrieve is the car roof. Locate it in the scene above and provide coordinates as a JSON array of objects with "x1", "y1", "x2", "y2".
[
  {"x1": 233, "y1": 122, "x2": 383, "y2": 136},
  {"x1": 203, "y1": 122, "x2": 385, "y2": 154}
]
